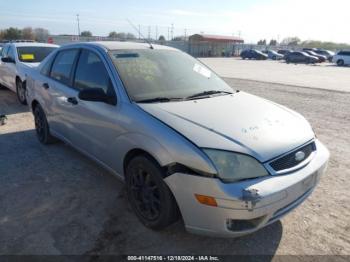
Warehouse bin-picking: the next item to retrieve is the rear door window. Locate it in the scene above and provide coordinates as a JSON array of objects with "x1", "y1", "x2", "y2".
[{"x1": 50, "y1": 49, "x2": 79, "y2": 86}]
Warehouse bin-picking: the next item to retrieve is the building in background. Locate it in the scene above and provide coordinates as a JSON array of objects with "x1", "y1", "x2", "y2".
[{"x1": 188, "y1": 34, "x2": 244, "y2": 57}]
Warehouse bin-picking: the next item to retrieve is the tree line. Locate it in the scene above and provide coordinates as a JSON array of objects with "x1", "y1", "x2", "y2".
[
  {"x1": 257, "y1": 36, "x2": 350, "y2": 50},
  {"x1": 0, "y1": 27, "x2": 49, "y2": 42}
]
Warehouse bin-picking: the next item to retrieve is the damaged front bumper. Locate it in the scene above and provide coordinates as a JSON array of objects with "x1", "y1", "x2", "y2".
[{"x1": 164, "y1": 139, "x2": 329, "y2": 237}]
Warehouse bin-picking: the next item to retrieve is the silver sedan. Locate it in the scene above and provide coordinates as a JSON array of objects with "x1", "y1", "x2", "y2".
[{"x1": 26, "y1": 41, "x2": 329, "y2": 237}]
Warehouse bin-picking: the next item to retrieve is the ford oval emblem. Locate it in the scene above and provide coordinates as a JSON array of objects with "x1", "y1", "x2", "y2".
[{"x1": 295, "y1": 151, "x2": 306, "y2": 162}]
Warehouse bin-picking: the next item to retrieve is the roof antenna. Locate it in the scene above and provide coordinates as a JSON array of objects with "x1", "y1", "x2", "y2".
[{"x1": 126, "y1": 19, "x2": 154, "y2": 49}]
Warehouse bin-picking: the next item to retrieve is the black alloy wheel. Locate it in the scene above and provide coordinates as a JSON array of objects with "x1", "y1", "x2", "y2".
[
  {"x1": 126, "y1": 155, "x2": 179, "y2": 229},
  {"x1": 16, "y1": 80, "x2": 27, "y2": 105},
  {"x1": 33, "y1": 104, "x2": 56, "y2": 144}
]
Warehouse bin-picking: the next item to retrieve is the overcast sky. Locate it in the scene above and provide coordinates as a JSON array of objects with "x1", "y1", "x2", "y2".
[{"x1": 0, "y1": 0, "x2": 349, "y2": 43}]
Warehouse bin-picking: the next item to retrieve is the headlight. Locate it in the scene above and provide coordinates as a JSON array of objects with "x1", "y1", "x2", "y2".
[{"x1": 203, "y1": 149, "x2": 268, "y2": 182}]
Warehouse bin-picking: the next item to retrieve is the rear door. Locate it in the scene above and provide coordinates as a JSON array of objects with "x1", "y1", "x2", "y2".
[
  {"x1": 44, "y1": 48, "x2": 80, "y2": 140},
  {"x1": 295, "y1": 53, "x2": 304, "y2": 62}
]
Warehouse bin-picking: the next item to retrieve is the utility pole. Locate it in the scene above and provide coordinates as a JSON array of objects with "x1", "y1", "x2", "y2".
[
  {"x1": 138, "y1": 24, "x2": 141, "y2": 40},
  {"x1": 167, "y1": 27, "x2": 170, "y2": 41},
  {"x1": 148, "y1": 26, "x2": 151, "y2": 40},
  {"x1": 155, "y1": 26, "x2": 158, "y2": 41},
  {"x1": 184, "y1": 28, "x2": 187, "y2": 40},
  {"x1": 171, "y1": 23, "x2": 174, "y2": 40},
  {"x1": 76, "y1": 14, "x2": 81, "y2": 39}
]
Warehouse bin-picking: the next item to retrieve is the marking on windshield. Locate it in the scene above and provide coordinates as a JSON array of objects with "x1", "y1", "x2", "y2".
[{"x1": 193, "y1": 63, "x2": 211, "y2": 78}]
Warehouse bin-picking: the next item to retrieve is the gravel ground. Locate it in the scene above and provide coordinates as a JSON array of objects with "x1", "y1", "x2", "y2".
[{"x1": 0, "y1": 79, "x2": 349, "y2": 256}]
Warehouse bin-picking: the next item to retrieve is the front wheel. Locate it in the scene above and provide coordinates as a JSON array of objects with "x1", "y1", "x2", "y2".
[
  {"x1": 16, "y1": 80, "x2": 27, "y2": 105},
  {"x1": 126, "y1": 155, "x2": 179, "y2": 230}
]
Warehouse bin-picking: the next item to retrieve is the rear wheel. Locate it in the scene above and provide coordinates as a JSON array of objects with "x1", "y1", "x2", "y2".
[
  {"x1": 16, "y1": 79, "x2": 27, "y2": 105},
  {"x1": 33, "y1": 104, "x2": 57, "y2": 144},
  {"x1": 126, "y1": 155, "x2": 179, "y2": 230},
  {"x1": 337, "y1": 59, "x2": 344, "y2": 66}
]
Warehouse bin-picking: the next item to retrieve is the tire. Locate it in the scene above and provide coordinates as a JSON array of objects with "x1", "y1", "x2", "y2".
[
  {"x1": 337, "y1": 59, "x2": 344, "y2": 66},
  {"x1": 272, "y1": 56, "x2": 276, "y2": 60},
  {"x1": 16, "y1": 79, "x2": 27, "y2": 105},
  {"x1": 126, "y1": 154, "x2": 179, "y2": 230},
  {"x1": 286, "y1": 58, "x2": 290, "y2": 64},
  {"x1": 33, "y1": 104, "x2": 57, "y2": 144}
]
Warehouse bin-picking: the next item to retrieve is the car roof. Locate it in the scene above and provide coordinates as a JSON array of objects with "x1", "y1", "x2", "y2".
[
  {"x1": 8, "y1": 42, "x2": 59, "y2": 48},
  {"x1": 63, "y1": 41, "x2": 178, "y2": 51}
]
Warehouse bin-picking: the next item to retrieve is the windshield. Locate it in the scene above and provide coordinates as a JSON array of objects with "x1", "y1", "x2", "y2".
[
  {"x1": 17, "y1": 46, "x2": 57, "y2": 63},
  {"x1": 110, "y1": 49, "x2": 233, "y2": 102}
]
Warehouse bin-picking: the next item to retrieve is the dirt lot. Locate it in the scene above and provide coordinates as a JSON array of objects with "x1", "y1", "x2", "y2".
[{"x1": 0, "y1": 79, "x2": 349, "y2": 256}]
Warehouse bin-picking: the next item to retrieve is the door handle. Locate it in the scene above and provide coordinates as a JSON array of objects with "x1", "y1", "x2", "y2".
[
  {"x1": 42, "y1": 83, "x2": 49, "y2": 89},
  {"x1": 67, "y1": 97, "x2": 78, "y2": 105}
]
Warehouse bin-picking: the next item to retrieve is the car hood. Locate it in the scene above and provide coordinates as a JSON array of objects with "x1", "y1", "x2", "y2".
[{"x1": 138, "y1": 92, "x2": 314, "y2": 162}]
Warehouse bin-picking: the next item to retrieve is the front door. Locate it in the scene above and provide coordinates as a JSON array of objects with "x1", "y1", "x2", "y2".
[{"x1": 64, "y1": 48, "x2": 121, "y2": 168}]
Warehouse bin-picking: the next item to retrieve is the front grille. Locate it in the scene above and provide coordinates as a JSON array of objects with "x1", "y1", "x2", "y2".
[{"x1": 269, "y1": 142, "x2": 316, "y2": 172}]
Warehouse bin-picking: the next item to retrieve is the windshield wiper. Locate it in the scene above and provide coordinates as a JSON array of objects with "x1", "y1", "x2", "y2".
[
  {"x1": 136, "y1": 97, "x2": 183, "y2": 103},
  {"x1": 185, "y1": 90, "x2": 233, "y2": 100}
]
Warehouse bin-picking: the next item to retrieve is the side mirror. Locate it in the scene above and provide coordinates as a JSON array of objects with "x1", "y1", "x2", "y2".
[
  {"x1": 78, "y1": 88, "x2": 117, "y2": 105},
  {"x1": 1, "y1": 57, "x2": 15, "y2": 63}
]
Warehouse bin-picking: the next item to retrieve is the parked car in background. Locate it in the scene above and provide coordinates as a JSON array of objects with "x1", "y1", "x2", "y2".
[
  {"x1": 314, "y1": 49, "x2": 335, "y2": 62},
  {"x1": 0, "y1": 42, "x2": 58, "y2": 104},
  {"x1": 26, "y1": 41, "x2": 329, "y2": 237},
  {"x1": 302, "y1": 48, "x2": 318, "y2": 52},
  {"x1": 240, "y1": 49, "x2": 268, "y2": 60},
  {"x1": 277, "y1": 49, "x2": 292, "y2": 56},
  {"x1": 266, "y1": 50, "x2": 284, "y2": 60},
  {"x1": 332, "y1": 51, "x2": 350, "y2": 66},
  {"x1": 285, "y1": 51, "x2": 319, "y2": 64},
  {"x1": 304, "y1": 50, "x2": 327, "y2": 62}
]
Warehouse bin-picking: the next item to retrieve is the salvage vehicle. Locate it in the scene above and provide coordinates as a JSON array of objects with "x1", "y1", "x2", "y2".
[
  {"x1": 0, "y1": 42, "x2": 58, "y2": 104},
  {"x1": 266, "y1": 50, "x2": 284, "y2": 60},
  {"x1": 285, "y1": 51, "x2": 319, "y2": 64},
  {"x1": 314, "y1": 49, "x2": 334, "y2": 62},
  {"x1": 332, "y1": 50, "x2": 350, "y2": 66},
  {"x1": 240, "y1": 49, "x2": 268, "y2": 60},
  {"x1": 26, "y1": 42, "x2": 329, "y2": 237},
  {"x1": 304, "y1": 50, "x2": 327, "y2": 62}
]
